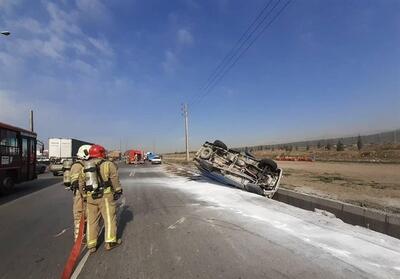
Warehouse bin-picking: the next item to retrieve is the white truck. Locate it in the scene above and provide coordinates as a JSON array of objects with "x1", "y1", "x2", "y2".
[{"x1": 49, "y1": 138, "x2": 93, "y2": 176}]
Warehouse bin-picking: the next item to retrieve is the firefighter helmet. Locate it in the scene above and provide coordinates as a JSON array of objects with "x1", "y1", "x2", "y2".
[
  {"x1": 89, "y1": 144, "x2": 106, "y2": 159},
  {"x1": 77, "y1": 145, "x2": 92, "y2": 160}
]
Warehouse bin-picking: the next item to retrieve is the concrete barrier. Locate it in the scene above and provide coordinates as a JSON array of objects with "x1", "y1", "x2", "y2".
[{"x1": 273, "y1": 188, "x2": 400, "y2": 239}]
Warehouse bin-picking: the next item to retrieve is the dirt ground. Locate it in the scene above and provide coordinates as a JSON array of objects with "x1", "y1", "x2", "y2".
[
  {"x1": 276, "y1": 161, "x2": 400, "y2": 213},
  {"x1": 163, "y1": 153, "x2": 400, "y2": 214}
]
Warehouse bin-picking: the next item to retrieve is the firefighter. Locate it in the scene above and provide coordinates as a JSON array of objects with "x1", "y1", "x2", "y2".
[
  {"x1": 63, "y1": 144, "x2": 92, "y2": 241},
  {"x1": 81, "y1": 144, "x2": 123, "y2": 253}
]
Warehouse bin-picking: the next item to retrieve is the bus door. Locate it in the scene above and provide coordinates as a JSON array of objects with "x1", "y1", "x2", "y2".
[
  {"x1": 21, "y1": 137, "x2": 36, "y2": 180},
  {"x1": 29, "y1": 138, "x2": 36, "y2": 179},
  {"x1": 20, "y1": 137, "x2": 29, "y2": 181}
]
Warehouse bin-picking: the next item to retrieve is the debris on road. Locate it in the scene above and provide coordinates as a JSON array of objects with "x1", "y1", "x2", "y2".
[{"x1": 194, "y1": 140, "x2": 283, "y2": 198}]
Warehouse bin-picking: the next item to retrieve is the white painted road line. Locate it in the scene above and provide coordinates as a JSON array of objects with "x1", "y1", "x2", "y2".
[
  {"x1": 53, "y1": 228, "x2": 68, "y2": 238},
  {"x1": 168, "y1": 217, "x2": 186, "y2": 229},
  {"x1": 70, "y1": 248, "x2": 89, "y2": 279}
]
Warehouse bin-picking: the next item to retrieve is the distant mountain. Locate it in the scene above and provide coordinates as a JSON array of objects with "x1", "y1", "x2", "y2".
[{"x1": 235, "y1": 129, "x2": 400, "y2": 152}]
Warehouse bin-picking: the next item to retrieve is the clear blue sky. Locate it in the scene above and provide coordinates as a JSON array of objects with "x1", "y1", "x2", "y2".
[{"x1": 0, "y1": 0, "x2": 399, "y2": 152}]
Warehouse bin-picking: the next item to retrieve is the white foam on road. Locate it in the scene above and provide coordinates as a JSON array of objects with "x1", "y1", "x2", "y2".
[{"x1": 137, "y1": 166, "x2": 400, "y2": 278}]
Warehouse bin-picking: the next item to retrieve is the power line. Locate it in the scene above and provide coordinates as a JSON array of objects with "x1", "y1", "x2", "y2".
[
  {"x1": 190, "y1": 0, "x2": 292, "y2": 107},
  {"x1": 187, "y1": 0, "x2": 277, "y2": 106},
  {"x1": 200, "y1": 0, "x2": 281, "y2": 97},
  {"x1": 194, "y1": 0, "x2": 292, "y2": 106},
  {"x1": 200, "y1": 0, "x2": 275, "y2": 92}
]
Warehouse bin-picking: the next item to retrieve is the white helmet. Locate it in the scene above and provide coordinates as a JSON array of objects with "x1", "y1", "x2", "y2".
[{"x1": 77, "y1": 145, "x2": 92, "y2": 160}]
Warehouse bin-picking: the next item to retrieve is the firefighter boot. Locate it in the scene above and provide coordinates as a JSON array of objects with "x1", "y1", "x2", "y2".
[
  {"x1": 104, "y1": 239, "x2": 122, "y2": 251},
  {"x1": 89, "y1": 247, "x2": 97, "y2": 254}
]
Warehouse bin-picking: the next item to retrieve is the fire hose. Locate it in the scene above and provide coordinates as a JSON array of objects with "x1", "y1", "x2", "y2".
[{"x1": 60, "y1": 212, "x2": 85, "y2": 279}]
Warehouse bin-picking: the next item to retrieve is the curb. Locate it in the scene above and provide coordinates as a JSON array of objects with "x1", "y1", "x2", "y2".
[{"x1": 273, "y1": 188, "x2": 400, "y2": 239}]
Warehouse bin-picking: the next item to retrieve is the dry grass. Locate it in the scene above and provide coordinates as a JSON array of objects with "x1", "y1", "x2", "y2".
[{"x1": 252, "y1": 143, "x2": 400, "y2": 163}]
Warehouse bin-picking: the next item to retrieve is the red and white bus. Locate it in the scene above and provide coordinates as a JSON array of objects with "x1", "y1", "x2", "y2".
[{"x1": 0, "y1": 122, "x2": 41, "y2": 193}]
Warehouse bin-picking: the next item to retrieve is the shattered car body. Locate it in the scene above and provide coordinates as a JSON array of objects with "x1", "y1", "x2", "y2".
[{"x1": 194, "y1": 141, "x2": 283, "y2": 198}]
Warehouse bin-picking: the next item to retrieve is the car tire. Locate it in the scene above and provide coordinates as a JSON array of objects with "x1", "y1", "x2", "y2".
[
  {"x1": 245, "y1": 151, "x2": 255, "y2": 158},
  {"x1": 258, "y1": 159, "x2": 278, "y2": 171},
  {"x1": 213, "y1": 140, "x2": 228, "y2": 150},
  {"x1": 53, "y1": 172, "x2": 59, "y2": 176},
  {"x1": 245, "y1": 183, "x2": 264, "y2": 196},
  {"x1": 200, "y1": 147, "x2": 213, "y2": 160}
]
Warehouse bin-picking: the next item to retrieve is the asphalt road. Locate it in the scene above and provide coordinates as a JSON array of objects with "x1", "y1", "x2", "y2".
[{"x1": 1, "y1": 163, "x2": 399, "y2": 279}]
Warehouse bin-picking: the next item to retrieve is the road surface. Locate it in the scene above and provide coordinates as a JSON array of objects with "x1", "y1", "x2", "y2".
[{"x1": 0, "y1": 163, "x2": 399, "y2": 279}]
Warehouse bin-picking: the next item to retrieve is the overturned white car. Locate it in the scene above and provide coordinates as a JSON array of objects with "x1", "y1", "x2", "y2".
[{"x1": 194, "y1": 140, "x2": 283, "y2": 198}]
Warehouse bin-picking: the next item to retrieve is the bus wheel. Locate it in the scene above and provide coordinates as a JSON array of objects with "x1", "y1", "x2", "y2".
[{"x1": 2, "y1": 177, "x2": 14, "y2": 193}]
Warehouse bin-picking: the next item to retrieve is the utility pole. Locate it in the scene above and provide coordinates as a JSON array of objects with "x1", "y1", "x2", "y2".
[
  {"x1": 29, "y1": 110, "x2": 34, "y2": 132},
  {"x1": 182, "y1": 103, "x2": 189, "y2": 162}
]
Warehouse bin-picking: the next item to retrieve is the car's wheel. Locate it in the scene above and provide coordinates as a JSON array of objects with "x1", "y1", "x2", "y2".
[
  {"x1": 213, "y1": 140, "x2": 227, "y2": 150},
  {"x1": 40, "y1": 166, "x2": 46, "y2": 174},
  {"x1": 200, "y1": 147, "x2": 213, "y2": 160},
  {"x1": 53, "y1": 172, "x2": 59, "y2": 176},
  {"x1": 245, "y1": 183, "x2": 264, "y2": 196},
  {"x1": 245, "y1": 151, "x2": 255, "y2": 158},
  {"x1": 258, "y1": 158, "x2": 278, "y2": 171},
  {"x1": 2, "y1": 177, "x2": 14, "y2": 193}
]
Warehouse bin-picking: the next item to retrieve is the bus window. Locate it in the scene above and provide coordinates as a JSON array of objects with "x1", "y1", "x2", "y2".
[
  {"x1": 0, "y1": 129, "x2": 19, "y2": 156},
  {"x1": 22, "y1": 138, "x2": 28, "y2": 159}
]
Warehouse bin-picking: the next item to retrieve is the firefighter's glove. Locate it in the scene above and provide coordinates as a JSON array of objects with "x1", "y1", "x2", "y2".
[
  {"x1": 113, "y1": 189, "x2": 123, "y2": 200},
  {"x1": 70, "y1": 181, "x2": 79, "y2": 192}
]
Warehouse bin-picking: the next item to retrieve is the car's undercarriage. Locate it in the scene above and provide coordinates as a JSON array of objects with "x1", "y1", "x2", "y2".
[{"x1": 194, "y1": 140, "x2": 283, "y2": 198}]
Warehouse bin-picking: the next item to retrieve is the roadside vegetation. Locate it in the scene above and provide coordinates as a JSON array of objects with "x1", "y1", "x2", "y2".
[{"x1": 251, "y1": 143, "x2": 400, "y2": 163}]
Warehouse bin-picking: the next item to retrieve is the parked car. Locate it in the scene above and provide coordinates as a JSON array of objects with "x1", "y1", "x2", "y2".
[
  {"x1": 194, "y1": 140, "x2": 283, "y2": 198},
  {"x1": 36, "y1": 163, "x2": 48, "y2": 174},
  {"x1": 49, "y1": 159, "x2": 65, "y2": 176}
]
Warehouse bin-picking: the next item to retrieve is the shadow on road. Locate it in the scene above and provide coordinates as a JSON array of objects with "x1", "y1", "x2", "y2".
[
  {"x1": 0, "y1": 175, "x2": 62, "y2": 206},
  {"x1": 96, "y1": 205, "x2": 134, "y2": 248},
  {"x1": 118, "y1": 205, "x2": 134, "y2": 239},
  {"x1": 188, "y1": 174, "x2": 236, "y2": 189}
]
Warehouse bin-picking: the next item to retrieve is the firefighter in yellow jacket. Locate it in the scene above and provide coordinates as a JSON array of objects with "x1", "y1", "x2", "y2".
[
  {"x1": 80, "y1": 144, "x2": 123, "y2": 253},
  {"x1": 63, "y1": 144, "x2": 92, "y2": 241}
]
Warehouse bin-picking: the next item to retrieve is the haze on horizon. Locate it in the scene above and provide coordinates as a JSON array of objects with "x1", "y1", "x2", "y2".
[{"x1": 0, "y1": 0, "x2": 399, "y2": 153}]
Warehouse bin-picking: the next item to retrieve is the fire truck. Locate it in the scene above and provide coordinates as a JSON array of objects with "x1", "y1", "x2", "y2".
[
  {"x1": 125, "y1": 149, "x2": 144, "y2": 164},
  {"x1": 0, "y1": 122, "x2": 42, "y2": 193}
]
